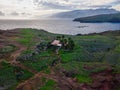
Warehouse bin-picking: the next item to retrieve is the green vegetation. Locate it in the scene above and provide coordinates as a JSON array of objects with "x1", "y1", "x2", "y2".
[
  {"x1": 74, "y1": 13, "x2": 120, "y2": 22},
  {"x1": 23, "y1": 51, "x2": 58, "y2": 71},
  {"x1": 75, "y1": 75, "x2": 92, "y2": 83},
  {"x1": 58, "y1": 61, "x2": 109, "y2": 84},
  {"x1": 0, "y1": 61, "x2": 33, "y2": 90},
  {"x1": 16, "y1": 28, "x2": 36, "y2": 47},
  {"x1": 21, "y1": 49, "x2": 34, "y2": 55},
  {"x1": 0, "y1": 61, "x2": 17, "y2": 89},
  {"x1": 17, "y1": 29, "x2": 120, "y2": 83},
  {"x1": 115, "y1": 45, "x2": 120, "y2": 53},
  {"x1": 42, "y1": 68, "x2": 51, "y2": 74},
  {"x1": 39, "y1": 79, "x2": 58, "y2": 90},
  {"x1": 1, "y1": 28, "x2": 120, "y2": 89},
  {"x1": 0, "y1": 44, "x2": 16, "y2": 54}
]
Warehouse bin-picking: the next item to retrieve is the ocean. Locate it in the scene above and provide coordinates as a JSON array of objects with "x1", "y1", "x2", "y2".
[{"x1": 0, "y1": 19, "x2": 120, "y2": 35}]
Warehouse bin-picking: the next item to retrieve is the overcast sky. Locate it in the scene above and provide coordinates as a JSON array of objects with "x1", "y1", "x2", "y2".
[{"x1": 0, "y1": 0, "x2": 120, "y2": 19}]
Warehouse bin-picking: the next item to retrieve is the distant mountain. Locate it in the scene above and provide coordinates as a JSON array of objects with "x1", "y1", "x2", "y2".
[
  {"x1": 51, "y1": 9, "x2": 119, "y2": 19},
  {"x1": 73, "y1": 13, "x2": 120, "y2": 23}
]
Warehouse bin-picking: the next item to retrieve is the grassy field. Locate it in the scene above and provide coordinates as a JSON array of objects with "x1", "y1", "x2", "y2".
[
  {"x1": 17, "y1": 28, "x2": 120, "y2": 80},
  {"x1": 15, "y1": 28, "x2": 120, "y2": 83},
  {"x1": 0, "y1": 28, "x2": 120, "y2": 90}
]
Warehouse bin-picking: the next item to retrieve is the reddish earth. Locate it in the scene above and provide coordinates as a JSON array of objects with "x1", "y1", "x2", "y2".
[
  {"x1": 16, "y1": 68, "x2": 82, "y2": 90},
  {"x1": 0, "y1": 30, "x2": 120, "y2": 90},
  {"x1": 0, "y1": 30, "x2": 37, "y2": 74},
  {"x1": 15, "y1": 59, "x2": 120, "y2": 90}
]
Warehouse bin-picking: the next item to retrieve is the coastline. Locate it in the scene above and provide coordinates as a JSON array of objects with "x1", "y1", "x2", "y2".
[{"x1": 0, "y1": 28, "x2": 120, "y2": 35}]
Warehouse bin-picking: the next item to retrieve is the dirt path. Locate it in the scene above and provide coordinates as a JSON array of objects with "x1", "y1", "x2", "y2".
[
  {"x1": 10, "y1": 43, "x2": 26, "y2": 62},
  {"x1": 0, "y1": 38, "x2": 38, "y2": 74},
  {"x1": 8, "y1": 42, "x2": 38, "y2": 74},
  {"x1": 15, "y1": 53, "x2": 82, "y2": 90},
  {"x1": 16, "y1": 68, "x2": 82, "y2": 90},
  {"x1": 1, "y1": 30, "x2": 117, "y2": 90},
  {"x1": 1, "y1": 38, "x2": 117, "y2": 90}
]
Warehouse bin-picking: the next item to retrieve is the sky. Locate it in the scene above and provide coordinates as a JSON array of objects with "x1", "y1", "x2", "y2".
[{"x1": 0, "y1": 0, "x2": 120, "y2": 19}]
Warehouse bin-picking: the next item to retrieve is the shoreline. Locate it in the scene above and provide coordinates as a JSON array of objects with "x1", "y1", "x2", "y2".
[{"x1": 0, "y1": 28, "x2": 120, "y2": 36}]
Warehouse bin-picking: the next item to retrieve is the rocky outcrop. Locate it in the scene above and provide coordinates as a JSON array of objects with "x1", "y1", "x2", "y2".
[{"x1": 17, "y1": 42, "x2": 48, "y2": 62}]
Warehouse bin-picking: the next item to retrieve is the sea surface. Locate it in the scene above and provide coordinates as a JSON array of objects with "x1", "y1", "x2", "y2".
[{"x1": 0, "y1": 19, "x2": 120, "y2": 35}]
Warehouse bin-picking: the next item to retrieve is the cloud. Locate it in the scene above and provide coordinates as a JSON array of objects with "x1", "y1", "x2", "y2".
[
  {"x1": 33, "y1": 0, "x2": 120, "y2": 11},
  {"x1": 36, "y1": 1, "x2": 71, "y2": 10},
  {"x1": 110, "y1": 0, "x2": 120, "y2": 5},
  {"x1": 89, "y1": 5, "x2": 112, "y2": 9},
  {"x1": 21, "y1": 12, "x2": 31, "y2": 16},
  {"x1": 112, "y1": 4, "x2": 120, "y2": 11},
  {"x1": 0, "y1": 11, "x2": 5, "y2": 16},
  {"x1": 0, "y1": 0, "x2": 120, "y2": 19},
  {"x1": 10, "y1": 12, "x2": 19, "y2": 16}
]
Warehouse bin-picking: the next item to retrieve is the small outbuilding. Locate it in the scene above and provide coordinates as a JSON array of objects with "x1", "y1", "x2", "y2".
[{"x1": 51, "y1": 40, "x2": 62, "y2": 54}]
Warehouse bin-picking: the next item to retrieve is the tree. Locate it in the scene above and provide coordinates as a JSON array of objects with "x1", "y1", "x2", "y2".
[{"x1": 68, "y1": 37, "x2": 75, "y2": 50}]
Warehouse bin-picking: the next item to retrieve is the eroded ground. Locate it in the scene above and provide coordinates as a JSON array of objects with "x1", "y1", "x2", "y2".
[{"x1": 0, "y1": 29, "x2": 120, "y2": 90}]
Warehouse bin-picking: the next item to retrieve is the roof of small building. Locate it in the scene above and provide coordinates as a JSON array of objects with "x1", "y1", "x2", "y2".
[{"x1": 51, "y1": 40, "x2": 60, "y2": 45}]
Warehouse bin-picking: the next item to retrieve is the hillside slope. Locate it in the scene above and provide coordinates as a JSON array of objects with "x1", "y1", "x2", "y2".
[
  {"x1": 51, "y1": 9, "x2": 119, "y2": 18},
  {"x1": 74, "y1": 13, "x2": 120, "y2": 22},
  {"x1": 0, "y1": 29, "x2": 120, "y2": 90}
]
